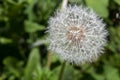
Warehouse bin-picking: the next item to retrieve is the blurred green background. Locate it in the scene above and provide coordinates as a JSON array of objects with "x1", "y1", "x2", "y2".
[{"x1": 0, "y1": 0, "x2": 120, "y2": 80}]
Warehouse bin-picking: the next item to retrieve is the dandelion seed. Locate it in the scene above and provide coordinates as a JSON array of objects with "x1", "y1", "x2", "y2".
[{"x1": 47, "y1": 5, "x2": 108, "y2": 65}]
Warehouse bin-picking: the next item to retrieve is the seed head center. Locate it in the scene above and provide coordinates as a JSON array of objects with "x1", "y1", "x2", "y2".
[{"x1": 67, "y1": 27, "x2": 85, "y2": 43}]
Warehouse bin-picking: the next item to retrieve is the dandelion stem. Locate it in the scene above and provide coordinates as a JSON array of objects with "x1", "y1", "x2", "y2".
[
  {"x1": 61, "y1": 0, "x2": 68, "y2": 10},
  {"x1": 46, "y1": 51, "x2": 52, "y2": 69},
  {"x1": 58, "y1": 61, "x2": 66, "y2": 80}
]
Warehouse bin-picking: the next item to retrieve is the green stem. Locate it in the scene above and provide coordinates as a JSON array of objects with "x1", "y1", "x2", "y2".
[
  {"x1": 46, "y1": 51, "x2": 52, "y2": 69},
  {"x1": 58, "y1": 61, "x2": 66, "y2": 80}
]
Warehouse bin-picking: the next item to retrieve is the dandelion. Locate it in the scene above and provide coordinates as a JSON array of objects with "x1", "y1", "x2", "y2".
[{"x1": 47, "y1": 5, "x2": 108, "y2": 65}]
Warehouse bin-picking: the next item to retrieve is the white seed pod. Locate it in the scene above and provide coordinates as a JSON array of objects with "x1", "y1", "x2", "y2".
[{"x1": 47, "y1": 5, "x2": 108, "y2": 65}]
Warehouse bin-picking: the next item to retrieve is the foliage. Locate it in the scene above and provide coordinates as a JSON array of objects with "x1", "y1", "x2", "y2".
[{"x1": 0, "y1": 0, "x2": 120, "y2": 80}]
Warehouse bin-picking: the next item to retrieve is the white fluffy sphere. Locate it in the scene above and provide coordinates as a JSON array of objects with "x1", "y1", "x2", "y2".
[{"x1": 47, "y1": 5, "x2": 108, "y2": 65}]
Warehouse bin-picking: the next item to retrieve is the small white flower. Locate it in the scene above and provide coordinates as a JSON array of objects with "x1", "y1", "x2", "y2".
[{"x1": 47, "y1": 5, "x2": 108, "y2": 65}]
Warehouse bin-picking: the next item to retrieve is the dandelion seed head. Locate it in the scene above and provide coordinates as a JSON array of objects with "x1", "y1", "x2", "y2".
[
  {"x1": 47, "y1": 5, "x2": 108, "y2": 65},
  {"x1": 67, "y1": 26, "x2": 85, "y2": 45}
]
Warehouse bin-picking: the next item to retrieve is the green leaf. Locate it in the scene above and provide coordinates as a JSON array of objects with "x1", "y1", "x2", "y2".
[
  {"x1": 114, "y1": 0, "x2": 120, "y2": 5},
  {"x1": 34, "y1": 66, "x2": 54, "y2": 80},
  {"x1": 24, "y1": 20, "x2": 45, "y2": 33},
  {"x1": 40, "y1": 68, "x2": 52, "y2": 80},
  {"x1": 6, "y1": 0, "x2": 17, "y2": 5},
  {"x1": 0, "y1": 74, "x2": 6, "y2": 80},
  {"x1": 104, "y1": 65, "x2": 120, "y2": 80},
  {"x1": 27, "y1": 0, "x2": 36, "y2": 4},
  {"x1": 86, "y1": 0, "x2": 109, "y2": 18},
  {"x1": 0, "y1": 37, "x2": 12, "y2": 44},
  {"x1": 86, "y1": 66, "x2": 104, "y2": 80},
  {"x1": 24, "y1": 47, "x2": 40, "y2": 80},
  {"x1": 24, "y1": 0, "x2": 36, "y2": 20},
  {"x1": 33, "y1": 64, "x2": 42, "y2": 80},
  {"x1": 62, "y1": 64, "x2": 74, "y2": 80},
  {"x1": 3, "y1": 57, "x2": 24, "y2": 78},
  {"x1": 50, "y1": 66, "x2": 61, "y2": 80}
]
